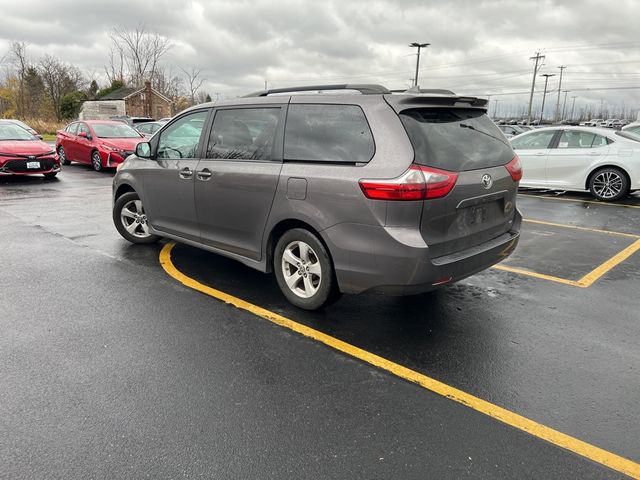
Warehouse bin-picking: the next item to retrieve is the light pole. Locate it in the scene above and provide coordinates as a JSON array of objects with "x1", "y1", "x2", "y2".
[
  {"x1": 409, "y1": 42, "x2": 430, "y2": 87},
  {"x1": 539, "y1": 73, "x2": 555, "y2": 124},
  {"x1": 570, "y1": 96, "x2": 578, "y2": 121}
]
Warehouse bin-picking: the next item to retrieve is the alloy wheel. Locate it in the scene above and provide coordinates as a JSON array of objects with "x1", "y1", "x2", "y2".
[
  {"x1": 120, "y1": 199, "x2": 151, "y2": 239},
  {"x1": 281, "y1": 241, "x2": 322, "y2": 298},
  {"x1": 592, "y1": 171, "x2": 623, "y2": 199}
]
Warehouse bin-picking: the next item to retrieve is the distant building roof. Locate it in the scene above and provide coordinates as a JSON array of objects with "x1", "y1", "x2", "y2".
[
  {"x1": 99, "y1": 87, "x2": 139, "y2": 101},
  {"x1": 98, "y1": 86, "x2": 171, "y2": 103}
]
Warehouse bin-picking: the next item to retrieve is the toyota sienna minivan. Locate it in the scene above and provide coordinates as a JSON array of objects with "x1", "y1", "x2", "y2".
[{"x1": 113, "y1": 84, "x2": 522, "y2": 309}]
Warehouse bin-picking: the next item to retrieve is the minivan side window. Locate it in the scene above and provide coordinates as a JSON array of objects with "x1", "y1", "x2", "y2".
[
  {"x1": 284, "y1": 104, "x2": 375, "y2": 163},
  {"x1": 157, "y1": 111, "x2": 208, "y2": 159},
  {"x1": 206, "y1": 108, "x2": 281, "y2": 161}
]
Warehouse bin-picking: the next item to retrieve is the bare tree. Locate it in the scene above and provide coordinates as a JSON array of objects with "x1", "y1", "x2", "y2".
[
  {"x1": 105, "y1": 43, "x2": 125, "y2": 84},
  {"x1": 110, "y1": 25, "x2": 172, "y2": 86},
  {"x1": 39, "y1": 55, "x2": 84, "y2": 120},
  {"x1": 180, "y1": 67, "x2": 205, "y2": 106},
  {"x1": 10, "y1": 41, "x2": 28, "y2": 117}
]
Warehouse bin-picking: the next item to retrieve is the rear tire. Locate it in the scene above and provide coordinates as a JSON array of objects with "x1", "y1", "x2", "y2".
[
  {"x1": 274, "y1": 228, "x2": 341, "y2": 310},
  {"x1": 588, "y1": 167, "x2": 629, "y2": 202},
  {"x1": 113, "y1": 191, "x2": 160, "y2": 244},
  {"x1": 92, "y1": 150, "x2": 103, "y2": 172},
  {"x1": 58, "y1": 146, "x2": 70, "y2": 165}
]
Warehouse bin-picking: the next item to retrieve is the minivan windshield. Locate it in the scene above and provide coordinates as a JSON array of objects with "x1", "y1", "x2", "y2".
[{"x1": 400, "y1": 108, "x2": 515, "y2": 171}]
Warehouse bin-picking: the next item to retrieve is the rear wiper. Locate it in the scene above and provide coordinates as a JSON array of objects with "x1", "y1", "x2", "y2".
[{"x1": 460, "y1": 123, "x2": 509, "y2": 146}]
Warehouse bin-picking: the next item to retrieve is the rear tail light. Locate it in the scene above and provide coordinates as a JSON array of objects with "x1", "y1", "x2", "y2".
[
  {"x1": 359, "y1": 165, "x2": 458, "y2": 201},
  {"x1": 505, "y1": 155, "x2": 523, "y2": 182}
]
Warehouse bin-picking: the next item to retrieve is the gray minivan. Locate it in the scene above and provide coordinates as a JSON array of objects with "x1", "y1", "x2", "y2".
[{"x1": 112, "y1": 84, "x2": 522, "y2": 310}]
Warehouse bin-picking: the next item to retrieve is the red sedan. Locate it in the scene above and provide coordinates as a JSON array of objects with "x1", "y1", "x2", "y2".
[
  {"x1": 0, "y1": 122, "x2": 60, "y2": 178},
  {"x1": 56, "y1": 120, "x2": 144, "y2": 172}
]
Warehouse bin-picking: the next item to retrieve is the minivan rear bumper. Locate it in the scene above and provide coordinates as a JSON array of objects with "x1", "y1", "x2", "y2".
[{"x1": 322, "y1": 209, "x2": 521, "y2": 295}]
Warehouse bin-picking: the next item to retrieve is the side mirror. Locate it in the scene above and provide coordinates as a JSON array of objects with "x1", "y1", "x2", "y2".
[
  {"x1": 136, "y1": 142, "x2": 152, "y2": 158},
  {"x1": 37, "y1": 135, "x2": 44, "y2": 140}
]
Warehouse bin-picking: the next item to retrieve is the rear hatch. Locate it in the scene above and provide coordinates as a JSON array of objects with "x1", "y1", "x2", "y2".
[{"x1": 398, "y1": 106, "x2": 518, "y2": 258}]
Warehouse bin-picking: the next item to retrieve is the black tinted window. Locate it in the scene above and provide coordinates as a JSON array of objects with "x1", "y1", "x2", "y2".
[
  {"x1": 400, "y1": 108, "x2": 514, "y2": 171},
  {"x1": 206, "y1": 108, "x2": 280, "y2": 161},
  {"x1": 284, "y1": 104, "x2": 374, "y2": 163}
]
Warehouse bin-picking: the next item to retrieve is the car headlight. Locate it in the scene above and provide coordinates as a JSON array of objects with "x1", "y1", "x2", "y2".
[{"x1": 103, "y1": 145, "x2": 122, "y2": 152}]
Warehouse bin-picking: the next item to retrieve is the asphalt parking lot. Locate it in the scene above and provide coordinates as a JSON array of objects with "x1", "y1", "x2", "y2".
[{"x1": 1, "y1": 165, "x2": 639, "y2": 479}]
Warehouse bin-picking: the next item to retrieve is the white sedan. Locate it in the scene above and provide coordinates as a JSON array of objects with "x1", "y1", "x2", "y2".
[{"x1": 510, "y1": 126, "x2": 640, "y2": 202}]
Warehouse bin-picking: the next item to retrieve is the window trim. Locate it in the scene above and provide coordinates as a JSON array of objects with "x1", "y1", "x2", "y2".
[
  {"x1": 283, "y1": 103, "x2": 376, "y2": 165},
  {"x1": 201, "y1": 105, "x2": 285, "y2": 163}
]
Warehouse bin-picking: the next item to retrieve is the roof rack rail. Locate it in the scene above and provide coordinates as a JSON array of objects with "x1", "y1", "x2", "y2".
[{"x1": 244, "y1": 84, "x2": 391, "y2": 97}]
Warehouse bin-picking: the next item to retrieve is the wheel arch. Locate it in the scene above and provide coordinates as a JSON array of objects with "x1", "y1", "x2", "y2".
[
  {"x1": 585, "y1": 164, "x2": 631, "y2": 190},
  {"x1": 114, "y1": 183, "x2": 136, "y2": 201},
  {"x1": 265, "y1": 218, "x2": 333, "y2": 274}
]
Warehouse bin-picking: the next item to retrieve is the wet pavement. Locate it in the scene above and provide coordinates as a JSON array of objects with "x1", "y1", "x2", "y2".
[{"x1": 1, "y1": 166, "x2": 638, "y2": 479}]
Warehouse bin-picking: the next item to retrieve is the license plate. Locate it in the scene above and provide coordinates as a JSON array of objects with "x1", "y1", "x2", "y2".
[
  {"x1": 468, "y1": 205, "x2": 488, "y2": 225},
  {"x1": 26, "y1": 161, "x2": 41, "y2": 169}
]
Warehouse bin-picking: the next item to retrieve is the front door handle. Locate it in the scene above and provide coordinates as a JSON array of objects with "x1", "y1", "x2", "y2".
[
  {"x1": 196, "y1": 168, "x2": 212, "y2": 181},
  {"x1": 179, "y1": 167, "x2": 193, "y2": 179}
]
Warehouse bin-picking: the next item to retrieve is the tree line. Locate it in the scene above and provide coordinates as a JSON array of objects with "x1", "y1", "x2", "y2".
[{"x1": 0, "y1": 25, "x2": 209, "y2": 122}]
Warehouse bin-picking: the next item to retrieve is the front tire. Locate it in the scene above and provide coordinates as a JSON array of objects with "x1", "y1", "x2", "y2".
[
  {"x1": 92, "y1": 150, "x2": 103, "y2": 172},
  {"x1": 274, "y1": 228, "x2": 340, "y2": 310},
  {"x1": 113, "y1": 192, "x2": 160, "y2": 244},
  {"x1": 589, "y1": 167, "x2": 629, "y2": 202},
  {"x1": 58, "y1": 146, "x2": 70, "y2": 165}
]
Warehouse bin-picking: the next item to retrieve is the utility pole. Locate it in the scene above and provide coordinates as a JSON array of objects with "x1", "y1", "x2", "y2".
[
  {"x1": 527, "y1": 51, "x2": 545, "y2": 124},
  {"x1": 561, "y1": 90, "x2": 569, "y2": 120},
  {"x1": 570, "y1": 96, "x2": 578, "y2": 121},
  {"x1": 555, "y1": 65, "x2": 566, "y2": 122},
  {"x1": 409, "y1": 42, "x2": 430, "y2": 87},
  {"x1": 539, "y1": 73, "x2": 555, "y2": 124}
]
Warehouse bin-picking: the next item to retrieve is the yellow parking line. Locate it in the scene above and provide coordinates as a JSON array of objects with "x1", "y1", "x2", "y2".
[
  {"x1": 492, "y1": 264, "x2": 583, "y2": 287},
  {"x1": 160, "y1": 241, "x2": 640, "y2": 479},
  {"x1": 578, "y1": 239, "x2": 640, "y2": 287},
  {"x1": 519, "y1": 193, "x2": 640, "y2": 209},
  {"x1": 524, "y1": 219, "x2": 640, "y2": 239}
]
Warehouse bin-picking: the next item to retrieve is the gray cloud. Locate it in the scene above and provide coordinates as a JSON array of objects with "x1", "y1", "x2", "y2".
[{"x1": 0, "y1": 0, "x2": 638, "y2": 118}]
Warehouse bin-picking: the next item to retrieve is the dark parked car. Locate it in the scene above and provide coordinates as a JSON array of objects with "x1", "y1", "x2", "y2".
[
  {"x1": 0, "y1": 122, "x2": 60, "y2": 178},
  {"x1": 56, "y1": 120, "x2": 145, "y2": 171},
  {"x1": 112, "y1": 84, "x2": 522, "y2": 309}
]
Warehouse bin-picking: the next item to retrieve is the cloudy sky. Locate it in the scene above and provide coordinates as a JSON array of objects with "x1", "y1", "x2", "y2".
[{"x1": 1, "y1": 0, "x2": 639, "y2": 119}]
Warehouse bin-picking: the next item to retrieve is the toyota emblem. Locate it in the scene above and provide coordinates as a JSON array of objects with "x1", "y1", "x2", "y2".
[{"x1": 482, "y1": 174, "x2": 493, "y2": 189}]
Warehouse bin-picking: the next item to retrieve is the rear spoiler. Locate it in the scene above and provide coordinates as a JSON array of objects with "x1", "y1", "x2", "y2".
[{"x1": 385, "y1": 93, "x2": 488, "y2": 111}]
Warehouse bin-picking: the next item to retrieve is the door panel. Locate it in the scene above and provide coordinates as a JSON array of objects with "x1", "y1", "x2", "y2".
[
  {"x1": 195, "y1": 107, "x2": 284, "y2": 260},
  {"x1": 545, "y1": 131, "x2": 610, "y2": 189},
  {"x1": 142, "y1": 109, "x2": 211, "y2": 241},
  {"x1": 195, "y1": 161, "x2": 282, "y2": 259},
  {"x1": 76, "y1": 123, "x2": 92, "y2": 164},
  {"x1": 518, "y1": 149, "x2": 549, "y2": 185}
]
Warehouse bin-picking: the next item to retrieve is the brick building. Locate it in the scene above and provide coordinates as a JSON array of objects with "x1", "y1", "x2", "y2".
[{"x1": 79, "y1": 82, "x2": 172, "y2": 120}]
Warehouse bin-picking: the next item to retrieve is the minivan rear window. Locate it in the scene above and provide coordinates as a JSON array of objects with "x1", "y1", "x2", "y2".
[
  {"x1": 399, "y1": 108, "x2": 514, "y2": 171},
  {"x1": 284, "y1": 104, "x2": 374, "y2": 163}
]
